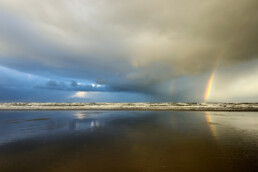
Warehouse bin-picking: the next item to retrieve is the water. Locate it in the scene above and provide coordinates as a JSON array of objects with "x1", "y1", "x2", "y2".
[{"x1": 0, "y1": 111, "x2": 257, "y2": 172}]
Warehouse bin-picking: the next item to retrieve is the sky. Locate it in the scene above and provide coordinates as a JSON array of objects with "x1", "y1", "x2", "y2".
[{"x1": 0, "y1": 0, "x2": 257, "y2": 102}]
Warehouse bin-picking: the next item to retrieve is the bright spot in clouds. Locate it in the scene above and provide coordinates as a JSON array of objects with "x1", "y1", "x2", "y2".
[{"x1": 71, "y1": 91, "x2": 87, "y2": 98}]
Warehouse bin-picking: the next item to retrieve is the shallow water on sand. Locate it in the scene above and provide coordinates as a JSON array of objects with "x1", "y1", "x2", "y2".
[{"x1": 0, "y1": 111, "x2": 258, "y2": 172}]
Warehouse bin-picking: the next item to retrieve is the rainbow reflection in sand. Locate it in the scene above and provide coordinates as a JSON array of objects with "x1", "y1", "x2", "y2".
[{"x1": 205, "y1": 112, "x2": 217, "y2": 139}]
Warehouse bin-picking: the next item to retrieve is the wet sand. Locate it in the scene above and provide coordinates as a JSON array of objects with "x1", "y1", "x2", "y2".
[{"x1": 0, "y1": 111, "x2": 258, "y2": 171}]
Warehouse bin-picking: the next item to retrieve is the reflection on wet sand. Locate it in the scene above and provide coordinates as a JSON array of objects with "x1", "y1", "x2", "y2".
[
  {"x1": 205, "y1": 112, "x2": 217, "y2": 139},
  {"x1": 0, "y1": 111, "x2": 257, "y2": 172}
]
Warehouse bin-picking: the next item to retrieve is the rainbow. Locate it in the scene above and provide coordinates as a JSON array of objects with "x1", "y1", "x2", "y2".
[
  {"x1": 204, "y1": 71, "x2": 215, "y2": 101},
  {"x1": 203, "y1": 51, "x2": 225, "y2": 102}
]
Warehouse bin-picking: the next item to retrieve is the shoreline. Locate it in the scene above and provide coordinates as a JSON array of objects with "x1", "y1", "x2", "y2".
[{"x1": 0, "y1": 103, "x2": 257, "y2": 111}]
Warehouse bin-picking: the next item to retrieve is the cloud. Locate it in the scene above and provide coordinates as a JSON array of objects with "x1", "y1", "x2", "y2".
[
  {"x1": 70, "y1": 81, "x2": 78, "y2": 87},
  {"x1": 0, "y1": 0, "x2": 257, "y2": 101},
  {"x1": 208, "y1": 59, "x2": 258, "y2": 102},
  {"x1": 46, "y1": 80, "x2": 59, "y2": 87},
  {"x1": 35, "y1": 80, "x2": 107, "y2": 92}
]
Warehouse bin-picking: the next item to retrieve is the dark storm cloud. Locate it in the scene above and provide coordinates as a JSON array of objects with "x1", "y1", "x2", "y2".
[
  {"x1": 0, "y1": 66, "x2": 156, "y2": 102},
  {"x1": 0, "y1": 8, "x2": 131, "y2": 82},
  {"x1": 35, "y1": 80, "x2": 107, "y2": 92},
  {"x1": 70, "y1": 81, "x2": 78, "y2": 87},
  {"x1": 0, "y1": 0, "x2": 257, "y2": 101},
  {"x1": 46, "y1": 80, "x2": 59, "y2": 87},
  {"x1": 0, "y1": 85, "x2": 70, "y2": 102},
  {"x1": 36, "y1": 79, "x2": 154, "y2": 94}
]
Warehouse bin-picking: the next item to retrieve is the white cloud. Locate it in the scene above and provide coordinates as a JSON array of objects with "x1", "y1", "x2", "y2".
[{"x1": 208, "y1": 60, "x2": 258, "y2": 102}]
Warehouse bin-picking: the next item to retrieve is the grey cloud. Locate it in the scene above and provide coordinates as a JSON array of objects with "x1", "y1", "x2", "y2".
[
  {"x1": 0, "y1": 0, "x2": 257, "y2": 100},
  {"x1": 36, "y1": 78, "x2": 159, "y2": 94},
  {"x1": 46, "y1": 80, "x2": 59, "y2": 87},
  {"x1": 70, "y1": 81, "x2": 78, "y2": 87},
  {"x1": 95, "y1": 78, "x2": 108, "y2": 85},
  {"x1": 35, "y1": 80, "x2": 107, "y2": 92}
]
